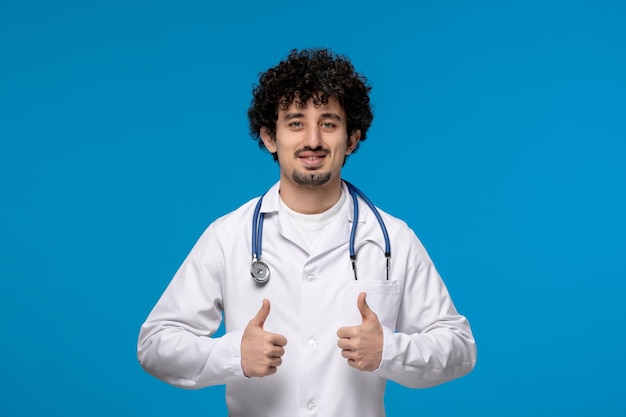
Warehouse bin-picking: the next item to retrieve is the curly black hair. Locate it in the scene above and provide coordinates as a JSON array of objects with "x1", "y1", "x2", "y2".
[{"x1": 247, "y1": 48, "x2": 373, "y2": 161}]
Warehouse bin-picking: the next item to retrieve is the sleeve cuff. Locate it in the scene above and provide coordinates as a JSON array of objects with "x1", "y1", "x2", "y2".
[
  {"x1": 227, "y1": 328, "x2": 248, "y2": 379},
  {"x1": 373, "y1": 325, "x2": 395, "y2": 373}
]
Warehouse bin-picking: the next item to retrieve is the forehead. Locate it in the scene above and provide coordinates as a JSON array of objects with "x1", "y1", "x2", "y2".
[{"x1": 278, "y1": 96, "x2": 345, "y2": 118}]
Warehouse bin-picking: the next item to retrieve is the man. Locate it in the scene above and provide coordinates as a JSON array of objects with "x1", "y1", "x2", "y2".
[{"x1": 138, "y1": 48, "x2": 476, "y2": 416}]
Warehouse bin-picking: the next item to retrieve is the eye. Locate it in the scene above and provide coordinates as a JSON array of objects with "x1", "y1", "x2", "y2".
[
  {"x1": 321, "y1": 122, "x2": 336, "y2": 129},
  {"x1": 289, "y1": 121, "x2": 303, "y2": 129}
]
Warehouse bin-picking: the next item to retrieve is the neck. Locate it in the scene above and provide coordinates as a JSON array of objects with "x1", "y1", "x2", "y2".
[{"x1": 278, "y1": 176, "x2": 343, "y2": 214}]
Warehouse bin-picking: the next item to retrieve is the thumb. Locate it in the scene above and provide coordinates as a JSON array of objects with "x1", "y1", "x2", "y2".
[
  {"x1": 357, "y1": 292, "x2": 374, "y2": 321},
  {"x1": 250, "y1": 299, "x2": 271, "y2": 328}
]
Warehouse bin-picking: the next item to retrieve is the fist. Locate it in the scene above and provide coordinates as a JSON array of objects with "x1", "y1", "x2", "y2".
[
  {"x1": 241, "y1": 299, "x2": 288, "y2": 377},
  {"x1": 336, "y1": 292, "x2": 383, "y2": 371}
]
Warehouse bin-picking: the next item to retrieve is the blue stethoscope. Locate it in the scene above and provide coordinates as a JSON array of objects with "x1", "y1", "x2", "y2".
[{"x1": 250, "y1": 180, "x2": 391, "y2": 285}]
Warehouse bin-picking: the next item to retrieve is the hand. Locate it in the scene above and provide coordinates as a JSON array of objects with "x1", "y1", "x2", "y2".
[
  {"x1": 241, "y1": 299, "x2": 288, "y2": 377},
  {"x1": 336, "y1": 292, "x2": 383, "y2": 371}
]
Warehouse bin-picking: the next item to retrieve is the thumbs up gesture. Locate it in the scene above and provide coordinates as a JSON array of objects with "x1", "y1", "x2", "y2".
[
  {"x1": 241, "y1": 299, "x2": 288, "y2": 377},
  {"x1": 336, "y1": 292, "x2": 383, "y2": 371}
]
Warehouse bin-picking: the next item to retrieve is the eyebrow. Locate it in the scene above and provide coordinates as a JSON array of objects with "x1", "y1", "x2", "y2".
[
  {"x1": 320, "y1": 113, "x2": 343, "y2": 121},
  {"x1": 283, "y1": 112, "x2": 305, "y2": 121},
  {"x1": 282, "y1": 112, "x2": 343, "y2": 121}
]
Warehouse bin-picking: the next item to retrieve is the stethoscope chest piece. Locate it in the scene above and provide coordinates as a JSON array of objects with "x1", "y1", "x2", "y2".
[{"x1": 250, "y1": 259, "x2": 270, "y2": 285}]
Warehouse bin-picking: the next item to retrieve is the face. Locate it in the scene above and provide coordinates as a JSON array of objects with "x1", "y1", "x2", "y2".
[{"x1": 260, "y1": 97, "x2": 360, "y2": 190}]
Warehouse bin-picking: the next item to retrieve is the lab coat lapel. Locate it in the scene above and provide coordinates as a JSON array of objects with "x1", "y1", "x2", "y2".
[
  {"x1": 261, "y1": 182, "x2": 309, "y2": 253},
  {"x1": 308, "y1": 211, "x2": 351, "y2": 259},
  {"x1": 276, "y1": 210, "x2": 309, "y2": 253},
  {"x1": 308, "y1": 182, "x2": 362, "y2": 259}
]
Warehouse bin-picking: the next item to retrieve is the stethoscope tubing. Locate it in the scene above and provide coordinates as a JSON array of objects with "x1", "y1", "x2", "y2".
[
  {"x1": 344, "y1": 180, "x2": 391, "y2": 280},
  {"x1": 251, "y1": 181, "x2": 391, "y2": 284},
  {"x1": 344, "y1": 180, "x2": 391, "y2": 257}
]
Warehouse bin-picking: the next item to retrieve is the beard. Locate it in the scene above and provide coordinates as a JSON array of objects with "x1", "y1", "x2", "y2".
[{"x1": 292, "y1": 170, "x2": 332, "y2": 186}]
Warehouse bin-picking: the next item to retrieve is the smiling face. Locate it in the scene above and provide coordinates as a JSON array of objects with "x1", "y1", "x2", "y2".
[{"x1": 260, "y1": 96, "x2": 361, "y2": 204}]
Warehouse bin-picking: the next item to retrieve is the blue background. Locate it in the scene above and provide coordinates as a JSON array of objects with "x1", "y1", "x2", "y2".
[{"x1": 1, "y1": 1, "x2": 625, "y2": 415}]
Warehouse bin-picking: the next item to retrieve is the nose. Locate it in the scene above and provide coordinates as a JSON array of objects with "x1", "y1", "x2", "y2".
[{"x1": 304, "y1": 125, "x2": 322, "y2": 148}]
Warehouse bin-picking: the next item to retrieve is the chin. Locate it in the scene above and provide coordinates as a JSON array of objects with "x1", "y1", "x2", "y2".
[{"x1": 292, "y1": 171, "x2": 332, "y2": 187}]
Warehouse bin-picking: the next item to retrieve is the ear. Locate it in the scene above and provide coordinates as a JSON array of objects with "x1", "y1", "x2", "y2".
[
  {"x1": 346, "y1": 130, "x2": 361, "y2": 155},
  {"x1": 260, "y1": 128, "x2": 277, "y2": 153}
]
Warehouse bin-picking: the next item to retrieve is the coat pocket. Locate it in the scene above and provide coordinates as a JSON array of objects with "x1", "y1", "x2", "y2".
[{"x1": 343, "y1": 280, "x2": 402, "y2": 329}]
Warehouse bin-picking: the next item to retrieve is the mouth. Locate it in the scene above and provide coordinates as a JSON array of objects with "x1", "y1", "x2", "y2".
[{"x1": 297, "y1": 150, "x2": 328, "y2": 168}]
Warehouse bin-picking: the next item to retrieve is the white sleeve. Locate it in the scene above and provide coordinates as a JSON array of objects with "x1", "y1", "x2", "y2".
[
  {"x1": 374, "y1": 233, "x2": 477, "y2": 388},
  {"x1": 136, "y1": 224, "x2": 247, "y2": 389}
]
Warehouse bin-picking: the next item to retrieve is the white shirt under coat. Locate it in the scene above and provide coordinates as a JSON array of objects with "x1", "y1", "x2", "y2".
[{"x1": 137, "y1": 181, "x2": 477, "y2": 417}]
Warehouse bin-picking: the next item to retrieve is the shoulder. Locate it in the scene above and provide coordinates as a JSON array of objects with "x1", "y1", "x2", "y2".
[
  {"x1": 372, "y1": 206, "x2": 432, "y2": 258},
  {"x1": 194, "y1": 182, "x2": 279, "y2": 248},
  {"x1": 182, "y1": 196, "x2": 259, "y2": 261},
  {"x1": 373, "y1": 206, "x2": 416, "y2": 239},
  {"x1": 210, "y1": 181, "x2": 280, "y2": 231},
  {"x1": 204, "y1": 196, "x2": 260, "y2": 237},
  {"x1": 214, "y1": 197, "x2": 258, "y2": 226}
]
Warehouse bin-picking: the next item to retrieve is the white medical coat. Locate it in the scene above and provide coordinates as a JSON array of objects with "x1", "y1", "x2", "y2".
[{"x1": 138, "y1": 181, "x2": 476, "y2": 417}]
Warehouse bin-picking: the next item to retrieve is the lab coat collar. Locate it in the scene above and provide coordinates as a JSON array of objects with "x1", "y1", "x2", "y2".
[
  {"x1": 257, "y1": 180, "x2": 368, "y2": 256},
  {"x1": 257, "y1": 180, "x2": 367, "y2": 225}
]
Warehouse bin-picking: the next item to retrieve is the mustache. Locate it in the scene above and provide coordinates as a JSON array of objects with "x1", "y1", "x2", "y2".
[{"x1": 294, "y1": 146, "x2": 330, "y2": 157}]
